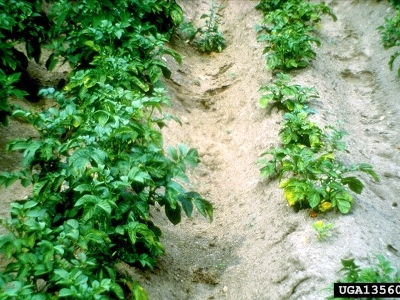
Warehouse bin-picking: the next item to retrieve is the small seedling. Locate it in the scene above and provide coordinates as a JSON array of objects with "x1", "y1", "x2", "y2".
[{"x1": 312, "y1": 220, "x2": 333, "y2": 240}]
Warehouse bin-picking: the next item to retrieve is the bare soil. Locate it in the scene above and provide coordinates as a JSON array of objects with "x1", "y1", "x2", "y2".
[{"x1": 1, "y1": 1, "x2": 400, "y2": 299}]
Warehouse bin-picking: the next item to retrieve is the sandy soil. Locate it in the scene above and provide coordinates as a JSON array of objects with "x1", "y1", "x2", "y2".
[{"x1": 1, "y1": 0, "x2": 400, "y2": 299}]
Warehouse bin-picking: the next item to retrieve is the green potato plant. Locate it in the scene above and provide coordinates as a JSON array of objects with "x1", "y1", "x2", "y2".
[
  {"x1": 256, "y1": 0, "x2": 336, "y2": 71},
  {"x1": 258, "y1": 22, "x2": 320, "y2": 70},
  {"x1": 279, "y1": 109, "x2": 325, "y2": 150},
  {"x1": 257, "y1": 78, "x2": 378, "y2": 214},
  {"x1": 48, "y1": 0, "x2": 183, "y2": 70},
  {"x1": 259, "y1": 73, "x2": 319, "y2": 111}
]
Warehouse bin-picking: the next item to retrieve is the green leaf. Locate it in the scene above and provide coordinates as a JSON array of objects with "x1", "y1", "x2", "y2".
[
  {"x1": 33, "y1": 181, "x2": 47, "y2": 196},
  {"x1": 148, "y1": 64, "x2": 162, "y2": 83},
  {"x1": 74, "y1": 184, "x2": 94, "y2": 193},
  {"x1": 165, "y1": 203, "x2": 181, "y2": 225},
  {"x1": 23, "y1": 200, "x2": 38, "y2": 209},
  {"x1": 358, "y1": 163, "x2": 379, "y2": 182},
  {"x1": 84, "y1": 40, "x2": 101, "y2": 52},
  {"x1": 86, "y1": 229, "x2": 111, "y2": 245},
  {"x1": 112, "y1": 126, "x2": 139, "y2": 142},
  {"x1": 164, "y1": 48, "x2": 182, "y2": 64},
  {"x1": 333, "y1": 190, "x2": 353, "y2": 214},
  {"x1": 22, "y1": 141, "x2": 41, "y2": 167},
  {"x1": 307, "y1": 189, "x2": 321, "y2": 208},
  {"x1": 178, "y1": 194, "x2": 194, "y2": 218},
  {"x1": 359, "y1": 268, "x2": 379, "y2": 282},
  {"x1": 110, "y1": 283, "x2": 125, "y2": 299},
  {"x1": 69, "y1": 148, "x2": 91, "y2": 175},
  {"x1": 166, "y1": 181, "x2": 183, "y2": 209},
  {"x1": 75, "y1": 195, "x2": 98, "y2": 207},
  {"x1": 259, "y1": 95, "x2": 272, "y2": 108},
  {"x1": 260, "y1": 161, "x2": 276, "y2": 178},
  {"x1": 167, "y1": 146, "x2": 179, "y2": 161},
  {"x1": 58, "y1": 288, "x2": 73, "y2": 297},
  {"x1": 97, "y1": 200, "x2": 112, "y2": 215},
  {"x1": 45, "y1": 53, "x2": 59, "y2": 71},
  {"x1": 131, "y1": 77, "x2": 149, "y2": 92},
  {"x1": 192, "y1": 193, "x2": 213, "y2": 222},
  {"x1": 341, "y1": 176, "x2": 364, "y2": 194},
  {"x1": 94, "y1": 110, "x2": 110, "y2": 126},
  {"x1": 127, "y1": 222, "x2": 138, "y2": 245},
  {"x1": 184, "y1": 148, "x2": 199, "y2": 167},
  {"x1": 133, "y1": 282, "x2": 149, "y2": 300}
]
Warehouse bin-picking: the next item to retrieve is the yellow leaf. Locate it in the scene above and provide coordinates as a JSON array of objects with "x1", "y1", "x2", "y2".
[
  {"x1": 315, "y1": 220, "x2": 324, "y2": 226},
  {"x1": 283, "y1": 188, "x2": 298, "y2": 206},
  {"x1": 320, "y1": 153, "x2": 334, "y2": 160},
  {"x1": 279, "y1": 179, "x2": 290, "y2": 189},
  {"x1": 318, "y1": 201, "x2": 332, "y2": 212}
]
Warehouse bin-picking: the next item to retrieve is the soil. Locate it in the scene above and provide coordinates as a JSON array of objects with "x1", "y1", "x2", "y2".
[{"x1": 1, "y1": 0, "x2": 400, "y2": 299}]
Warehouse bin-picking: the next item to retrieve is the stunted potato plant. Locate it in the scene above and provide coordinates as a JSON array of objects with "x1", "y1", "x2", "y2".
[
  {"x1": 258, "y1": 74, "x2": 378, "y2": 213},
  {"x1": 312, "y1": 220, "x2": 333, "y2": 240}
]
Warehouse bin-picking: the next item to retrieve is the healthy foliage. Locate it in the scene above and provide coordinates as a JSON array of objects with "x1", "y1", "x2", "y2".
[
  {"x1": 47, "y1": 0, "x2": 183, "y2": 70},
  {"x1": 259, "y1": 73, "x2": 319, "y2": 111},
  {"x1": 256, "y1": 0, "x2": 336, "y2": 70},
  {"x1": 0, "y1": 0, "x2": 213, "y2": 298}
]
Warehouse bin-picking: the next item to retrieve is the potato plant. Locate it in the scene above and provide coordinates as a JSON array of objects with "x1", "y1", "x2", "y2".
[
  {"x1": 0, "y1": 1, "x2": 213, "y2": 298},
  {"x1": 257, "y1": 75, "x2": 378, "y2": 213},
  {"x1": 259, "y1": 72, "x2": 319, "y2": 111},
  {"x1": 256, "y1": 0, "x2": 336, "y2": 70}
]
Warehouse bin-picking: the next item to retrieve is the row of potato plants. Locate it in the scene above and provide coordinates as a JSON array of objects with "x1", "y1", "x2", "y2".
[
  {"x1": 0, "y1": 1, "x2": 212, "y2": 299},
  {"x1": 255, "y1": 0, "x2": 378, "y2": 214},
  {"x1": 328, "y1": 1, "x2": 400, "y2": 294},
  {"x1": 255, "y1": 1, "x2": 400, "y2": 297}
]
